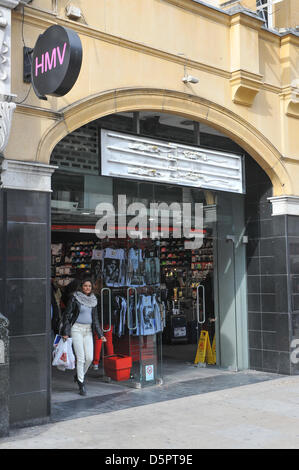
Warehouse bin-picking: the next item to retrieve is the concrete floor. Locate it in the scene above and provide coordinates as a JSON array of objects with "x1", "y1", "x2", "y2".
[
  {"x1": 0, "y1": 342, "x2": 291, "y2": 449},
  {"x1": 2, "y1": 368, "x2": 295, "y2": 449},
  {"x1": 49, "y1": 343, "x2": 279, "y2": 426}
]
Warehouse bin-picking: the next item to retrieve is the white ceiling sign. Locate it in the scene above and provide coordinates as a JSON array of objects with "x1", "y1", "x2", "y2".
[{"x1": 101, "y1": 129, "x2": 244, "y2": 194}]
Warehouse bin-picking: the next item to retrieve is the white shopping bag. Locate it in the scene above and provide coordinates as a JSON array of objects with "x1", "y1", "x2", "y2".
[{"x1": 52, "y1": 337, "x2": 75, "y2": 371}]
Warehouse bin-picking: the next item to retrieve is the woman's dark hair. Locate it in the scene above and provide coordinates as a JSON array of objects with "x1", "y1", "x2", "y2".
[
  {"x1": 62, "y1": 278, "x2": 81, "y2": 305},
  {"x1": 80, "y1": 277, "x2": 94, "y2": 292}
]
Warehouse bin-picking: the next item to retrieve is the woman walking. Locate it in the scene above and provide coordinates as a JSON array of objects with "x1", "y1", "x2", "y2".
[{"x1": 61, "y1": 278, "x2": 106, "y2": 396}]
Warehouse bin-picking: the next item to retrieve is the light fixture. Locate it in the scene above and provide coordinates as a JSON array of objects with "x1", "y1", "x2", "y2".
[
  {"x1": 182, "y1": 75, "x2": 199, "y2": 84},
  {"x1": 66, "y1": 5, "x2": 82, "y2": 20}
]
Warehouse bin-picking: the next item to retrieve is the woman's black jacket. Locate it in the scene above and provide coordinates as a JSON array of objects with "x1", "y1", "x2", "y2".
[{"x1": 60, "y1": 295, "x2": 103, "y2": 338}]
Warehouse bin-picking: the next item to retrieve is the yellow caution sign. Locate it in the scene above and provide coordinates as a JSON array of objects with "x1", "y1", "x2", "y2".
[
  {"x1": 194, "y1": 330, "x2": 209, "y2": 364},
  {"x1": 212, "y1": 335, "x2": 216, "y2": 364},
  {"x1": 194, "y1": 331, "x2": 216, "y2": 365},
  {"x1": 207, "y1": 334, "x2": 216, "y2": 365}
]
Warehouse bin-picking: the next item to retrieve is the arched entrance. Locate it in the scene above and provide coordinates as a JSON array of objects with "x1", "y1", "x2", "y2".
[
  {"x1": 39, "y1": 88, "x2": 291, "y2": 197},
  {"x1": 49, "y1": 103, "x2": 272, "y2": 407}
]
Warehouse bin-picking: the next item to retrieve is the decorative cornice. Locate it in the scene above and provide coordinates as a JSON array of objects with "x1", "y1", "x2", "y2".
[
  {"x1": 0, "y1": 0, "x2": 20, "y2": 9},
  {"x1": 229, "y1": 10, "x2": 263, "y2": 30},
  {"x1": 268, "y1": 196, "x2": 299, "y2": 216},
  {"x1": 159, "y1": 0, "x2": 230, "y2": 25},
  {"x1": 0, "y1": 158, "x2": 57, "y2": 191},
  {"x1": 280, "y1": 83, "x2": 299, "y2": 119},
  {"x1": 230, "y1": 70, "x2": 263, "y2": 106},
  {"x1": 16, "y1": 103, "x2": 63, "y2": 121},
  {"x1": 280, "y1": 33, "x2": 299, "y2": 47}
]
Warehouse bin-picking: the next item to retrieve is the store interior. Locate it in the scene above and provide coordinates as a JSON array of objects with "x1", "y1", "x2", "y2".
[
  {"x1": 51, "y1": 224, "x2": 217, "y2": 400},
  {"x1": 49, "y1": 110, "x2": 242, "y2": 400}
]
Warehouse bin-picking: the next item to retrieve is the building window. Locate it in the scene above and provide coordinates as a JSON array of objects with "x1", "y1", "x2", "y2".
[{"x1": 256, "y1": 0, "x2": 282, "y2": 29}]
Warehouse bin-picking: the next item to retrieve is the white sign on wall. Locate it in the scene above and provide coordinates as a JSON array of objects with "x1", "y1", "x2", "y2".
[{"x1": 101, "y1": 129, "x2": 244, "y2": 194}]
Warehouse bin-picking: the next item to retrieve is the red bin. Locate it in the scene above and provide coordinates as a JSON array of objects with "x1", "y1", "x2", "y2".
[{"x1": 104, "y1": 355, "x2": 133, "y2": 381}]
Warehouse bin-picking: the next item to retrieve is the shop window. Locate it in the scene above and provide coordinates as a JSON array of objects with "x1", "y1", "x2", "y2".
[
  {"x1": 52, "y1": 172, "x2": 84, "y2": 212},
  {"x1": 51, "y1": 172, "x2": 113, "y2": 223}
]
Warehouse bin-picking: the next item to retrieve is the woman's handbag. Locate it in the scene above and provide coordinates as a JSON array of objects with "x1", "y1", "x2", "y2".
[{"x1": 52, "y1": 337, "x2": 75, "y2": 371}]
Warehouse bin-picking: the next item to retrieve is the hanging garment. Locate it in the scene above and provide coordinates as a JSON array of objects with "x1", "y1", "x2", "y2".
[
  {"x1": 144, "y1": 257, "x2": 160, "y2": 285},
  {"x1": 137, "y1": 294, "x2": 162, "y2": 336},
  {"x1": 92, "y1": 249, "x2": 103, "y2": 261},
  {"x1": 127, "y1": 247, "x2": 145, "y2": 287},
  {"x1": 113, "y1": 295, "x2": 127, "y2": 337},
  {"x1": 102, "y1": 248, "x2": 126, "y2": 287},
  {"x1": 127, "y1": 292, "x2": 138, "y2": 336}
]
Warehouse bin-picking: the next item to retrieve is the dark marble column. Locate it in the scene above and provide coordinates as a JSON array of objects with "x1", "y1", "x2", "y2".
[
  {"x1": 4, "y1": 189, "x2": 52, "y2": 427},
  {"x1": 245, "y1": 156, "x2": 291, "y2": 374},
  {"x1": 0, "y1": 159, "x2": 56, "y2": 429},
  {"x1": 286, "y1": 216, "x2": 299, "y2": 375}
]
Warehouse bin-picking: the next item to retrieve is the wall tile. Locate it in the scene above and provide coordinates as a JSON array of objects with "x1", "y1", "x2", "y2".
[
  {"x1": 246, "y1": 239, "x2": 260, "y2": 258},
  {"x1": 247, "y1": 257, "x2": 260, "y2": 275},
  {"x1": 260, "y1": 255, "x2": 287, "y2": 275},
  {"x1": 247, "y1": 275, "x2": 260, "y2": 294},
  {"x1": 287, "y1": 216, "x2": 299, "y2": 237},
  {"x1": 9, "y1": 391, "x2": 49, "y2": 426},
  {"x1": 9, "y1": 335, "x2": 48, "y2": 395},
  {"x1": 249, "y1": 348, "x2": 263, "y2": 370},
  {"x1": 260, "y1": 275, "x2": 287, "y2": 294},
  {"x1": 248, "y1": 311, "x2": 262, "y2": 331},
  {"x1": 7, "y1": 191, "x2": 49, "y2": 223},
  {"x1": 249, "y1": 330, "x2": 262, "y2": 349},
  {"x1": 6, "y1": 222, "x2": 48, "y2": 279},
  {"x1": 247, "y1": 293, "x2": 261, "y2": 312},
  {"x1": 6, "y1": 279, "x2": 48, "y2": 336},
  {"x1": 260, "y1": 237, "x2": 287, "y2": 257},
  {"x1": 262, "y1": 350, "x2": 290, "y2": 374}
]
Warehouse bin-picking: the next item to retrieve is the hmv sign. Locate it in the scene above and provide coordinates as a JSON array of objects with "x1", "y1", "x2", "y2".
[{"x1": 31, "y1": 25, "x2": 82, "y2": 97}]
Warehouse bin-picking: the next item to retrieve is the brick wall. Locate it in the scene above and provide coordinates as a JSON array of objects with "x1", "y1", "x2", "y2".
[{"x1": 51, "y1": 123, "x2": 99, "y2": 175}]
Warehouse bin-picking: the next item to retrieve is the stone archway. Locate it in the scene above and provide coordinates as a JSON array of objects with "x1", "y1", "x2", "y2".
[{"x1": 38, "y1": 88, "x2": 292, "y2": 196}]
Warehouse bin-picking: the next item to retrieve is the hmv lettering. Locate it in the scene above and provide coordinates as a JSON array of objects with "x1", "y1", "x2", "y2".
[
  {"x1": 31, "y1": 25, "x2": 82, "y2": 97},
  {"x1": 35, "y1": 43, "x2": 67, "y2": 77}
]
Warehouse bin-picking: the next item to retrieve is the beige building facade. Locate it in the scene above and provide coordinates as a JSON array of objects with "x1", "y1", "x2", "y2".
[
  {"x1": 0, "y1": 0, "x2": 299, "y2": 431},
  {"x1": 6, "y1": 0, "x2": 299, "y2": 197}
]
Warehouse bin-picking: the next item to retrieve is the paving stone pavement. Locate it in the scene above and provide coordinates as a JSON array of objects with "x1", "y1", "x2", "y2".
[{"x1": 1, "y1": 371, "x2": 299, "y2": 450}]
